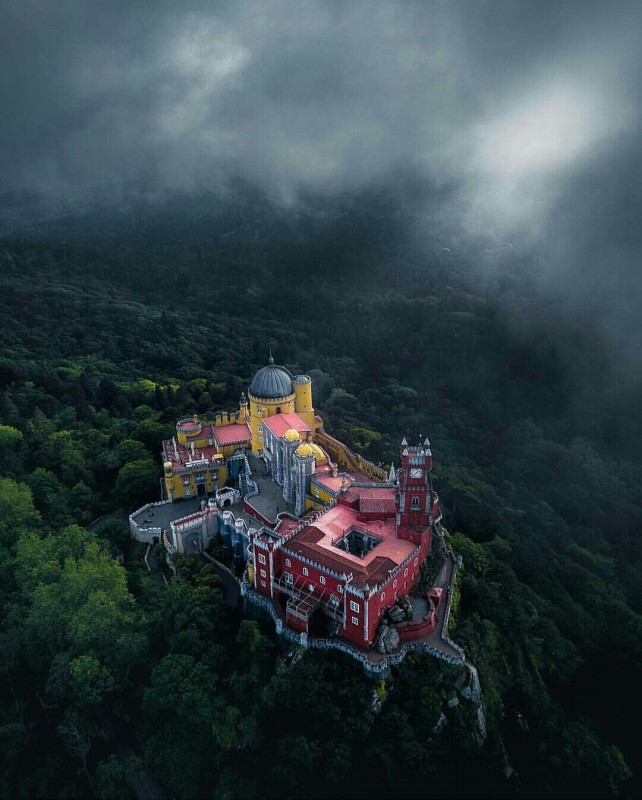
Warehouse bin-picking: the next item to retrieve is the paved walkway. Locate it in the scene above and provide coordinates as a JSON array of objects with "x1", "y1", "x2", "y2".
[
  {"x1": 244, "y1": 453, "x2": 296, "y2": 523},
  {"x1": 129, "y1": 497, "x2": 202, "y2": 531}
]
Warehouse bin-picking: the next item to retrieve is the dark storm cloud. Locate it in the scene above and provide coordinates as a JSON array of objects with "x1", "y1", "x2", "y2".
[
  {"x1": 2, "y1": 1, "x2": 638, "y2": 195},
  {"x1": 2, "y1": 0, "x2": 642, "y2": 345},
  {"x1": 0, "y1": 1, "x2": 480, "y2": 192}
]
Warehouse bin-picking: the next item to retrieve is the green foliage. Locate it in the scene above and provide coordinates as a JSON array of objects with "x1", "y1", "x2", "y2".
[
  {"x1": 114, "y1": 457, "x2": 159, "y2": 507},
  {"x1": 0, "y1": 230, "x2": 641, "y2": 798},
  {"x1": 0, "y1": 423, "x2": 22, "y2": 447},
  {"x1": 450, "y1": 532, "x2": 491, "y2": 577},
  {"x1": 69, "y1": 654, "x2": 114, "y2": 710},
  {"x1": 0, "y1": 477, "x2": 40, "y2": 545}
]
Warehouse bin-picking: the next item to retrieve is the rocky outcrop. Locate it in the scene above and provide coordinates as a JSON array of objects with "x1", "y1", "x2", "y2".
[
  {"x1": 395, "y1": 595, "x2": 413, "y2": 620},
  {"x1": 455, "y1": 662, "x2": 482, "y2": 704},
  {"x1": 373, "y1": 620, "x2": 401, "y2": 653}
]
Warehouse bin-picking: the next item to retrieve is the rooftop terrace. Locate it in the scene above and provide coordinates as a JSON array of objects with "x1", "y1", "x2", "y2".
[{"x1": 283, "y1": 504, "x2": 417, "y2": 588}]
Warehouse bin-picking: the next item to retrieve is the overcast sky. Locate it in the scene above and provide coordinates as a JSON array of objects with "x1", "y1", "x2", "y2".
[{"x1": 2, "y1": 0, "x2": 642, "y2": 344}]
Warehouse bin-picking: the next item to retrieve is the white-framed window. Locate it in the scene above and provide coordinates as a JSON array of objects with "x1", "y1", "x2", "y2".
[
  {"x1": 352, "y1": 616, "x2": 359, "y2": 625},
  {"x1": 302, "y1": 566, "x2": 309, "y2": 577},
  {"x1": 258, "y1": 554, "x2": 266, "y2": 565},
  {"x1": 338, "y1": 586, "x2": 344, "y2": 594},
  {"x1": 404, "y1": 568, "x2": 408, "y2": 577},
  {"x1": 260, "y1": 569, "x2": 266, "y2": 578},
  {"x1": 285, "y1": 572, "x2": 293, "y2": 584},
  {"x1": 350, "y1": 600, "x2": 359, "y2": 613},
  {"x1": 404, "y1": 581, "x2": 407, "y2": 589},
  {"x1": 411, "y1": 496, "x2": 420, "y2": 509},
  {"x1": 414, "y1": 557, "x2": 419, "y2": 566},
  {"x1": 261, "y1": 580, "x2": 266, "y2": 587},
  {"x1": 285, "y1": 558, "x2": 291, "y2": 567},
  {"x1": 319, "y1": 575, "x2": 326, "y2": 585},
  {"x1": 380, "y1": 592, "x2": 385, "y2": 601},
  {"x1": 393, "y1": 579, "x2": 398, "y2": 588},
  {"x1": 258, "y1": 424, "x2": 263, "y2": 433}
]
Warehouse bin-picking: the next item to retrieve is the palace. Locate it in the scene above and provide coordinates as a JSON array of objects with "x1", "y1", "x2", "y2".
[{"x1": 130, "y1": 358, "x2": 463, "y2": 662}]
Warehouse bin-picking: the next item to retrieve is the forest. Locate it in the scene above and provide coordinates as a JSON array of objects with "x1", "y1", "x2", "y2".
[{"x1": 1, "y1": 189, "x2": 641, "y2": 799}]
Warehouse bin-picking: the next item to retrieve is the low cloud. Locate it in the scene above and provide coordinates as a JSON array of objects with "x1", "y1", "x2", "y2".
[{"x1": 2, "y1": 1, "x2": 642, "y2": 345}]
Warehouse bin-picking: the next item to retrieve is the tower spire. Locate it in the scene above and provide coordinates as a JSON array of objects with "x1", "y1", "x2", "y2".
[{"x1": 268, "y1": 349, "x2": 274, "y2": 365}]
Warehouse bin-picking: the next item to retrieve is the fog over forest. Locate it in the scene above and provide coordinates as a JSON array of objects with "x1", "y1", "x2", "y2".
[
  {"x1": 2, "y1": 0, "x2": 642, "y2": 352},
  {"x1": 3, "y1": 5, "x2": 642, "y2": 798}
]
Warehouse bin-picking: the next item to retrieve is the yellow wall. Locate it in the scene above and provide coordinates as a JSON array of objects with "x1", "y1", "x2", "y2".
[
  {"x1": 165, "y1": 459, "x2": 227, "y2": 501},
  {"x1": 294, "y1": 378, "x2": 315, "y2": 429},
  {"x1": 248, "y1": 392, "x2": 296, "y2": 453},
  {"x1": 310, "y1": 479, "x2": 335, "y2": 506}
]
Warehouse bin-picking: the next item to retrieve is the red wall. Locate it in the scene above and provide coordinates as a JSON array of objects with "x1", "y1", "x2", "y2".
[
  {"x1": 244, "y1": 500, "x2": 273, "y2": 526},
  {"x1": 272, "y1": 544, "x2": 426, "y2": 647},
  {"x1": 397, "y1": 610, "x2": 437, "y2": 640}
]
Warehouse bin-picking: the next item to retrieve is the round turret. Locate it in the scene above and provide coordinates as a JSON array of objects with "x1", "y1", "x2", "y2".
[{"x1": 296, "y1": 443, "x2": 314, "y2": 457}]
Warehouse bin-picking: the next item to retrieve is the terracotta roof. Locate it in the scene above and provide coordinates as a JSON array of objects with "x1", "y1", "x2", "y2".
[
  {"x1": 283, "y1": 504, "x2": 417, "y2": 589},
  {"x1": 358, "y1": 487, "x2": 396, "y2": 514},
  {"x1": 275, "y1": 516, "x2": 302, "y2": 535},
  {"x1": 214, "y1": 423, "x2": 252, "y2": 446},
  {"x1": 263, "y1": 412, "x2": 311, "y2": 438},
  {"x1": 313, "y1": 474, "x2": 345, "y2": 494},
  {"x1": 177, "y1": 419, "x2": 200, "y2": 432}
]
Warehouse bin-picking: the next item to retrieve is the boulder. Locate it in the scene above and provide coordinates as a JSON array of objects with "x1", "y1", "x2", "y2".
[
  {"x1": 388, "y1": 605, "x2": 405, "y2": 624},
  {"x1": 382, "y1": 626, "x2": 400, "y2": 653},
  {"x1": 455, "y1": 662, "x2": 482, "y2": 704}
]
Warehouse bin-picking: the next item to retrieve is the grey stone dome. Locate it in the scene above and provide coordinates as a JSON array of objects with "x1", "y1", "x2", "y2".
[{"x1": 249, "y1": 361, "x2": 294, "y2": 399}]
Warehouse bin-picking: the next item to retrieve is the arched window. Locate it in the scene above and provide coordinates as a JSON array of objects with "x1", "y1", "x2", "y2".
[
  {"x1": 276, "y1": 406, "x2": 281, "y2": 414},
  {"x1": 411, "y1": 495, "x2": 420, "y2": 510}
]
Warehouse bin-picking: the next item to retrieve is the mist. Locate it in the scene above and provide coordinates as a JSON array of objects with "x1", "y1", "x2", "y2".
[{"x1": 2, "y1": 0, "x2": 642, "y2": 348}]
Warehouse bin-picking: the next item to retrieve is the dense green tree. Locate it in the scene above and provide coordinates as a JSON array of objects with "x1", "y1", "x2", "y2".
[
  {"x1": 0, "y1": 228, "x2": 641, "y2": 798},
  {"x1": 114, "y1": 457, "x2": 159, "y2": 507}
]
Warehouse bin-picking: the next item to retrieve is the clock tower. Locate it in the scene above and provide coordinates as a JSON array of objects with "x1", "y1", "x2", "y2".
[{"x1": 395, "y1": 437, "x2": 436, "y2": 551}]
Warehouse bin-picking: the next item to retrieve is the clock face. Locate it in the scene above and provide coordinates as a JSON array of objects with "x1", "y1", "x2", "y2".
[{"x1": 410, "y1": 468, "x2": 422, "y2": 479}]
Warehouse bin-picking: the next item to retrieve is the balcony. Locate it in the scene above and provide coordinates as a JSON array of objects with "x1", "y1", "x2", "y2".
[{"x1": 274, "y1": 572, "x2": 345, "y2": 623}]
